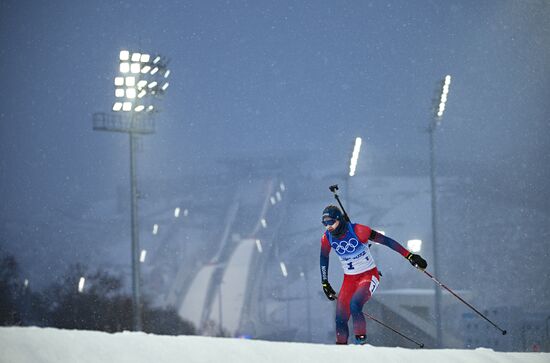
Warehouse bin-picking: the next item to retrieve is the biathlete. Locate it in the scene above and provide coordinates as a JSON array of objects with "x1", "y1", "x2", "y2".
[{"x1": 319, "y1": 205, "x2": 427, "y2": 345}]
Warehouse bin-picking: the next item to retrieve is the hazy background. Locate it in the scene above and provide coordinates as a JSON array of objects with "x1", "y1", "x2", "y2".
[{"x1": 1, "y1": 0, "x2": 549, "y2": 350}]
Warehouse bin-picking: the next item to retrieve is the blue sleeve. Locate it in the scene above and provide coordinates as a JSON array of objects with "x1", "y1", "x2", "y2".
[
  {"x1": 371, "y1": 231, "x2": 410, "y2": 258},
  {"x1": 320, "y1": 253, "x2": 329, "y2": 281},
  {"x1": 320, "y1": 234, "x2": 331, "y2": 281}
]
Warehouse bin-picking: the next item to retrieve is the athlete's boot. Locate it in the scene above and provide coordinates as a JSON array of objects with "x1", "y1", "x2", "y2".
[{"x1": 355, "y1": 334, "x2": 367, "y2": 345}]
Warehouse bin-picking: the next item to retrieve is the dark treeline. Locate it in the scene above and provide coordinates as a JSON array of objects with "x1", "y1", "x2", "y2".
[{"x1": 0, "y1": 251, "x2": 196, "y2": 336}]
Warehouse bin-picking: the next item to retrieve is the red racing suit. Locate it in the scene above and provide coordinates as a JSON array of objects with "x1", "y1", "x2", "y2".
[{"x1": 320, "y1": 222, "x2": 410, "y2": 344}]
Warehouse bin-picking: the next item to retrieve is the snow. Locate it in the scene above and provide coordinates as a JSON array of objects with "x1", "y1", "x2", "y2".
[
  {"x1": 211, "y1": 238, "x2": 257, "y2": 333},
  {"x1": 1, "y1": 327, "x2": 548, "y2": 363},
  {"x1": 178, "y1": 264, "x2": 217, "y2": 328}
]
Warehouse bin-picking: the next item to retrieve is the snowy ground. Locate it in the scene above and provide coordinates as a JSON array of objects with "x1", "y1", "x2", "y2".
[{"x1": 1, "y1": 327, "x2": 548, "y2": 363}]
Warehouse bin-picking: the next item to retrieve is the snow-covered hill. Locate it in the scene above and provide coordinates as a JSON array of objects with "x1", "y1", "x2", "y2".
[{"x1": 0, "y1": 327, "x2": 547, "y2": 363}]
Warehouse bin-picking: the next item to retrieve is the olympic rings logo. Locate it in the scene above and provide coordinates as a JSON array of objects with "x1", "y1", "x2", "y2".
[{"x1": 331, "y1": 238, "x2": 359, "y2": 255}]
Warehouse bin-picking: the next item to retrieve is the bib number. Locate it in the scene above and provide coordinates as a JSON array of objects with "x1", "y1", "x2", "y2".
[{"x1": 347, "y1": 262, "x2": 355, "y2": 270}]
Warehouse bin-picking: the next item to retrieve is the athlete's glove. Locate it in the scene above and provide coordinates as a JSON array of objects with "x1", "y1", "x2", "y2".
[
  {"x1": 322, "y1": 280, "x2": 337, "y2": 301},
  {"x1": 407, "y1": 253, "x2": 427, "y2": 270}
]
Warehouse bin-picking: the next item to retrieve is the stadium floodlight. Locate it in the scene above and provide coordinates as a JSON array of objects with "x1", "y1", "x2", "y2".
[
  {"x1": 113, "y1": 102, "x2": 123, "y2": 111},
  {"x1": 349, "y1": 137, "x2": 362, "y2": 177},
  {"x1": 93, "y1": 49, "x2": 171, "y2": 332},
  {"x1": 78, "y1": 277, "x2": 85, "y2": 293},
  {"x1": 256, "y1": 239, "x2": 263, "y2": 253},
  {"x1": 126, "y1": 88, "x2": 136, "y2": 99},
  {"x1": 174, "y1": 207, "x2": 181, "y2": 218},
  {"x1": 152, "y1": 224, "x2": 159, "y2": 235},
  {"x1": 429, "y1": 74, "x2": 452, "y2": 348},
  {"x1": 111, "y1": 53, "x2": 170, "y2": 113},
  {"x1": 120, "y1": 62, "x2": 130, "y2": 73},
  {"x1": 122, "y1": 101, "x2": 132, "y2": 111},
  {"x1": 140, "y1": 249, "x2": 147, "y2": 263},
  {"x1": 140, "y1": 54, "x2": 150, "y2": 63},
  {"x1": 345, "y1": 137, "x2": 363, "y2": 213},
  {"x1": 280, "y1": 262, "x2": 288, "y2": 277},
  {"x1": 125, "y1": 76, "x2": 136, "y2": 86},
  {"x1": 436, "y1": 75, "x2": 452, "y2": 118},
  {"x1": 119, "y1": 50, "x2": 130, "y2": 61},
  {"x1": 130, "y1": 63, "x2": 141, "y2": 74}
]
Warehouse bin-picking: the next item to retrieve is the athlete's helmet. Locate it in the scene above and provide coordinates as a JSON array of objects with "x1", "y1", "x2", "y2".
[{"x1": 322, "y1": 205, "x2": 343, "y2": 222}]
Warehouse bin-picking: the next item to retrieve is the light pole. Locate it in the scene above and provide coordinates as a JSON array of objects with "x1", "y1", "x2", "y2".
[
  {"x1": 301, "y1": 270, "x2": 312, "y2": 342},
  {"x1": 347, "y1": 137, "x2": 362, "y2": 211},
  {"x1": 280, "y1": 261, "x2": 290, "y2": 326},
  {"x1": 429, "y1": 75, "x2": 451, "y2": 347},
  {"x1": 93, "y1": 49, "x2": 171, "y2": 331}
]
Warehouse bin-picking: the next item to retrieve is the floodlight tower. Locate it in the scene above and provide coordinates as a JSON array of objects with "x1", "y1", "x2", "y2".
[
  {"x1": 93, "y1": 49, "x2": 171, "y2": 331},
  {"x1": 346, "y1": 137, "x2": 362, "y2": 212},
  {"x1": 429, "y1": 75, "x2": 451, "y2": 347}
]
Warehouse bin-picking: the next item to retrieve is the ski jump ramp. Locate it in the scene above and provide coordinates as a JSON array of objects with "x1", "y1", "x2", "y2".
[
  {"x1": 210, "y1": 238, "x2": 257, "y2": 333},
  {"x1": 178, "y1": 238, "x2": 257, "y2": 335}
]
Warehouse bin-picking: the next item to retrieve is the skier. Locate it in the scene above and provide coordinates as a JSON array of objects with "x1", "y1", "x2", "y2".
[{"x1": 320, "y1": 205, "x2": 427, "y2": 345}]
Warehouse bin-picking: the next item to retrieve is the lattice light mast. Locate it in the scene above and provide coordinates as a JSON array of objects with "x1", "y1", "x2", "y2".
[{"x1": 93, "y1": 49, "x2": 171, "y2": 331}]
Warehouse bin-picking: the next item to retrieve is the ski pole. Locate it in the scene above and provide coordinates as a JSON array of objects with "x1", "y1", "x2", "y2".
[
  {"x1": 332, "y1": 297, "x2": 424, "y2": 348},
  {"x1": 363, "y1": 312, "x2": 425, "y2": 348},
  {"x1": 329, "y1": 184, "x2": 351, "y2": 222},
  {"x1": 422, "y1": 270, "x2": 507, "y2": 335}
]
